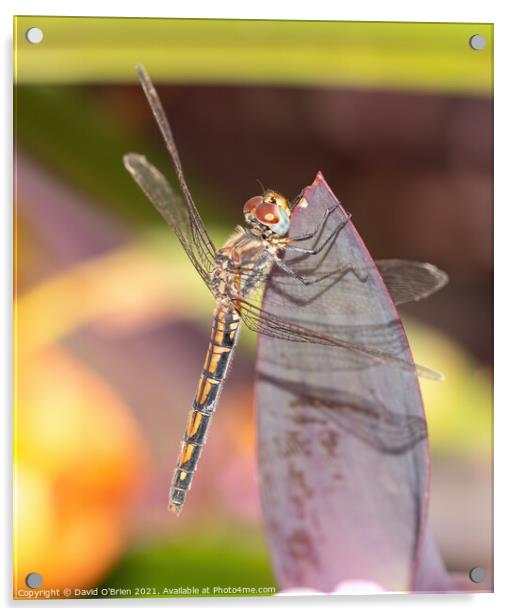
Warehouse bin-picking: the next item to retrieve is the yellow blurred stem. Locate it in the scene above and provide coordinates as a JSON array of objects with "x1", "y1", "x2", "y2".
[
  {"x1": 15, "y1": 237, "x2": 212, "y2": 357},
  {"x1": 14, "y1": 17, "x2": 492, "y2": 95}
]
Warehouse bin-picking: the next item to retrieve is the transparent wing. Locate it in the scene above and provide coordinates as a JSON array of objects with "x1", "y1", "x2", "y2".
[
  {"x1": 129, "y1": 64, "x2": 217, "y2": 266},
  {"x1": 375, "y1": 259, "x2": 449, "y2": 305},
  {"x1": 254, "y1": 259, "x2": 449, "y2": 307},
  {"x1": 234, "y1": 295, "x2": 443, "y2": 380},
  {"x1": 124, "y1": 153, "x2": 215, "y2": 287}
]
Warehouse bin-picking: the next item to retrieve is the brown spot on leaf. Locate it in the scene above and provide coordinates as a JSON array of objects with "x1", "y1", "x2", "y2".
[
  {"x1": 288, "y1": 464, "x2": 314, "y2": 499},
  {"x1": 290, "y1": 412, "x2": 327, "y2": 426},
  {"x1": 283, "y1": 430, "x2": 312, "y2": 458},
  {"x1": 287, "y1": 528, "x2": 320, "y2": 571},
  {"x1": 319, "y1": 429, "x2": 339, "y2": 458}
]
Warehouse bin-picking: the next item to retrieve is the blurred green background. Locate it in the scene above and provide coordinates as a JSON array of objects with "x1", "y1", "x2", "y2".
[{"x1": 14, "y1": 17, "x2": 492, "y2": 597}]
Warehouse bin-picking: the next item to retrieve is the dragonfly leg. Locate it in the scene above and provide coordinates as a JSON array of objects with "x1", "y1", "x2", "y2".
[
  {"x1": 288, "y1": 205, "x2": 343, "y2": 242},
  {"x1": 289, "y1": 188, "x2": 306, "y2": 209},
  {"x1": 274, "y1": 257, "x2": 367, "y2": 286},
  {"x1": 286, "y1": 215, "x2": 351, "y2": 257}
]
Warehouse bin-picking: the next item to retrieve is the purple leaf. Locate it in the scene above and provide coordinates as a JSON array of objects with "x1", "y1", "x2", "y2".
[{"x1": 256, "y1": 172, "x2": 451, "y2": 592}]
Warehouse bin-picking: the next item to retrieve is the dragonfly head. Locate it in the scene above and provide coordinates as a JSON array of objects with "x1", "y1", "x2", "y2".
[{"x1": 243, "y1": 190, "x2": 291, "y2": 236}]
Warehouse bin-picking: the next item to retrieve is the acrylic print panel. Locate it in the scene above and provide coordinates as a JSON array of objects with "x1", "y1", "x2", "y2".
[{"x1": 13, "y1": 16, "x2": 493, "y2": 599}]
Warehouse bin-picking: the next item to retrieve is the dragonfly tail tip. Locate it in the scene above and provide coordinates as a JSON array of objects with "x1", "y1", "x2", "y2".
[{"x1": 168, "y1": 502, "x2": 183, "y2": 517}]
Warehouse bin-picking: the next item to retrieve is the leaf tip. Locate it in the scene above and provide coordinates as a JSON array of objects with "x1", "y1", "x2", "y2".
[{"x1": 314, "y1": 170, "x2": 326, "y2": 186}]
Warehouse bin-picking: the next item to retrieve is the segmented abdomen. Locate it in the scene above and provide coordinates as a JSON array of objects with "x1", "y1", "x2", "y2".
[{"x1": 169, "y1": 304, "x2": 241, "y2": 515}]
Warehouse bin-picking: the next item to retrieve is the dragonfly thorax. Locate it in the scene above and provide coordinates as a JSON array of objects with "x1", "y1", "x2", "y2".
[{"x1": 243, "y1": 190, "x2": 291, "y2": 237}]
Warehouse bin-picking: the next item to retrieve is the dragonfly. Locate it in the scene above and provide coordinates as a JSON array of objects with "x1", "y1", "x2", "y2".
[{"x1": 123, "y1": 64, "x2": 448, "y2": 516}]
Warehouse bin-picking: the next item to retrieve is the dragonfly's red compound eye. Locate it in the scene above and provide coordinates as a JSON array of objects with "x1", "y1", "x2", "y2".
[
  {"x1": 243, "y1": 196, "x2": 263, "y2": 215},
  {"x1": 255, "y1": 201, "x2": 280, "y2": 225}
]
